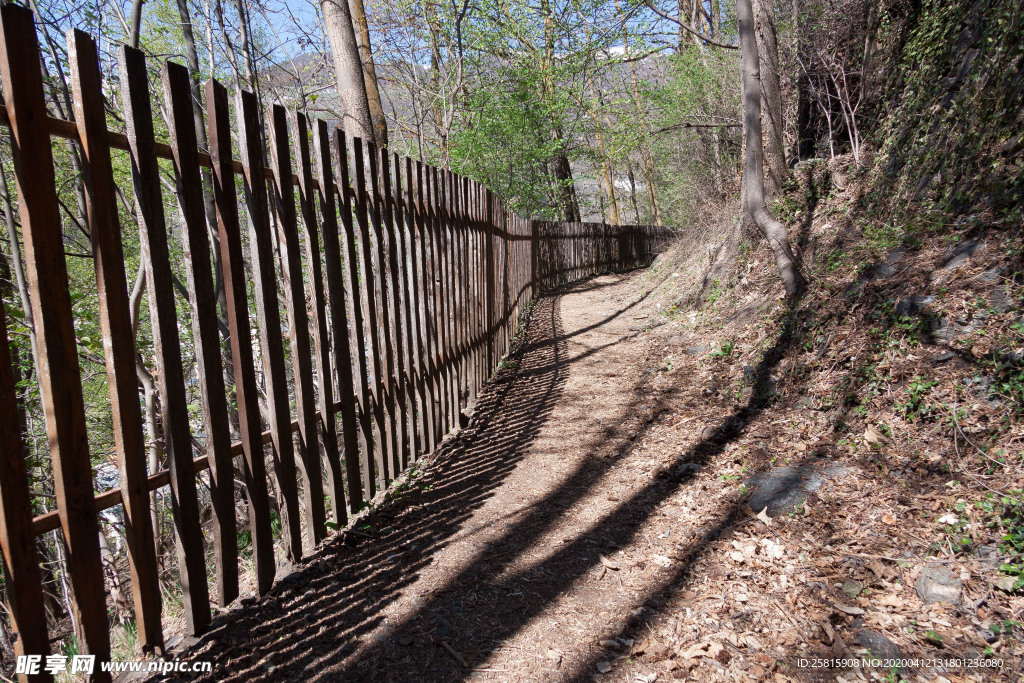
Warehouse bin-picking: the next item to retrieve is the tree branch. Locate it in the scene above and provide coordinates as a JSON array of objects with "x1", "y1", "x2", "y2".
[{"x1": 643, "y1": 0, "x2": 738, "y2": 50}]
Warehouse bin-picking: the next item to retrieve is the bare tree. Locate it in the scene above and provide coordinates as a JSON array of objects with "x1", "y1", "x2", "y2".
[{"x1": 737, "y1": 0, "x2": 804, "y2": 297}]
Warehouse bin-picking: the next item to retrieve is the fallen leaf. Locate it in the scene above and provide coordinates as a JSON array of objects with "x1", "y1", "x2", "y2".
[
  {"x1": 755, "y1": 507, "x2": 773, "y2": 526},
  {"x1": 994, "y1": 575, "x2": 1017, "y2": 592},
  {"x1": 864, "y1": 425, "x2": 889, "y2": 449},
  {"x1": 599, "y1": 555, "x2": 620, "y2": 570}
]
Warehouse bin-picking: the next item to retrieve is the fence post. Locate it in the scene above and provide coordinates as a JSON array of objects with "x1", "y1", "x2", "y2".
[
  {"x1": 163, "y1": 60, "x2": 232, "y2": 621},
  {"x1": 295, "y1": 112, "x2": 345, "y2": 528},
  {"x1": 238, "y1": 90, "x2": 303, "y2": 562},
  {"x1": 205, "y1": 78, "x2": 275, "y2": 595},
  {"x1": 269, "y1": 104, "x2": 328, "y2": 548},
  {"x1": 0, "y1": 5, "x2": 111, "y2": 670},
  {"x1": 333, "y1": 131, "x2": 376, "y2": 501}
]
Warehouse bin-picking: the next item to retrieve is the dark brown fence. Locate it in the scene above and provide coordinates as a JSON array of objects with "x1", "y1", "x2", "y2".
[{"x1": 0, "y1": 6, "x2": 671, "y2": 676}]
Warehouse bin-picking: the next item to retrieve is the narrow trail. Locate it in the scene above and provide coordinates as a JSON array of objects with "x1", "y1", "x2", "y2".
[{"x1": 172, "y1": 271, "x2": 737, "y2": 682}]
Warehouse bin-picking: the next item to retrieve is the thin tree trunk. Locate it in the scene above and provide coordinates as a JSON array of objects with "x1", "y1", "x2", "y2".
[
  {"x1": 347, "y1": 0, "x2": 388, "y2": 146},
  {"x1": 755, "y1": 0, "x2": 786, "y2": 196},
  {"x1": 321, "y1": 0, "x2": 375, "y2": 142},
  {"x1": 737, "y1": 0, "x2": 804, "y2": 297}
]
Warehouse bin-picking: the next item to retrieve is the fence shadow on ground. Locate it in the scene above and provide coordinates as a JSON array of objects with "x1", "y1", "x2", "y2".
[{"x1": 163, "y1": 275, "x2": 841, "y2": 683}]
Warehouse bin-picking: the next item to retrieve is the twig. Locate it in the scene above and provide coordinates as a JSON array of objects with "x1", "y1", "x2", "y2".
[{"x1": 441, "y1": 640, "x2": 467, "y2": 667}]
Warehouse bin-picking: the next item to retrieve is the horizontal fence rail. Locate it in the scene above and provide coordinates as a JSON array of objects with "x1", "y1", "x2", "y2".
[{"x1": 0, "y1": 6, "x2": 672, "y2": 676}]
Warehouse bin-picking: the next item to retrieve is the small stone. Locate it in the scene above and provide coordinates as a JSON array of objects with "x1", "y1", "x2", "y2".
[
  {"x1": 842, "y1": 579, "x2": 863, "y2": 599},
  {"x1": 596, "y1": 661, "x2": 611, "y2": 673},
  {"x1": 989, "y1": 285, "x2": 1012, "y2": 313},
  {"x1": 915, "y1": 564, "x2": 962, "y2": 604},
  {"x1": 852, "y1": 630, "x2": 904, "y2": 664},
  {"x1": 895, "y1": 295, "x2": 936, "y2": 317},
  {"x1": 685, "y1": 345, "x2": 707, "y2": 355},
  {"x1": 934, "y1": 351, "x2": 955, "y2": 363}
]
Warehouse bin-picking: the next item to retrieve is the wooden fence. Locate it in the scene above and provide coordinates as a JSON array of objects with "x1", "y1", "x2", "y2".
[{"x1": 0, "y1": 6, "x2": 671, "y2": 677}]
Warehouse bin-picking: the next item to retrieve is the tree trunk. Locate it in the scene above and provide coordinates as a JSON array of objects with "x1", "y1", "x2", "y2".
[
  {"x1": 540, "y1": 0, "x2": 579, "y2": 222},
  {"x1": 737, "y1": 0, "x2": 804, "y2": 298},
  {"x1": 321, "y1": 0, "x2": 375, "y2": 142},
  {"x1": 755, "y1": 0, "x2": 786, "y2": 196},
  {"x1": 347, "y1": 0, "x2": 388, "y2": 146}
]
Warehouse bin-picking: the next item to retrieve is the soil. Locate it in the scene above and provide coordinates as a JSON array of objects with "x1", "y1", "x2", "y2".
[{"x1": 156, "y1": 268, "x2": 1022, "y2": 682}]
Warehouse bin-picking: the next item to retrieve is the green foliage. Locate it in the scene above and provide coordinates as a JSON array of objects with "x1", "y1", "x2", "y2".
[
  {"x1": 897, "y1": 376, "x2": 939, "y2": 421},
  {"x1": 710, "y1": 340, "x2": 735, "y2": 359},
  {"x1": 869, "y1": 0, "x2": 1024, "y2": 220}
]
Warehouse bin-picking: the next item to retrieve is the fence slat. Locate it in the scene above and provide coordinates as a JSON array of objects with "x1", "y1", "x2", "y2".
[
  {"x1": 295, "y1": 112, "x2": 345, "y2": 526},
  {"x1": 315, "y1": 121, "x2": 362, "y2": 515},
  {"x1": 334, "y1": 131, "x2": 376, "y2": 500},
  {"x1": 368, "y1": 146, "x2": 401, "y2": 478},
  {"x1": 414, "y1": 162, "x2": 438, "y2": 453},
  {"x1": 380, "y1": 150, "x2": 407, "y2": 471},
  {"x1": 401, "y1": 157, "x2": 426, "y2": 458},
  {"x1": 163, "y1": 61, "x2": 233, "y2": 621},
  {"x1": 205, "y1": 78, "x2": 275, "y2": 595},
  {"x1": 389, "y1": 153, "x2": 414, "y2": 468},
  {"x1": 0, "y1": 301, "x2": 50, "y2": 681},
  {"x1": 269, "y1": 104, "x2": 327, "y2": 548},
  {"x1": 237, "y1": 90, "x2": 303, "y2": 561},
  {"x1": 123, "y1": 49, "x2": 218, "y2": 620},
  {"x1": 352, "y1": 137, "x2": 390, "y2": 487},
  {"x1": 68, "y1": 31, "x2": 164, "y2": 650},
  {"x1": 0, "y1": 6, "x2": 111, "y2": 669}
]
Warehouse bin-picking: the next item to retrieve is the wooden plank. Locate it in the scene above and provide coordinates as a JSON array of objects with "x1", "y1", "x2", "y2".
[
  {"x1": 314, "y1": 121, "x2": 362, "y2": 516},
  {"x1": 469, "y1": 179, "x2": 482, "y2": 402},
  {"x1": 163, "y1": 60, "x2": 232, "y2": 621},
  {"x1": 435, "y1": 166, "x2": 455, "y2": 432},
  {"x1": 457, "y1": 171, "x2": 471, "y2": 411},
  {"x1": 352, "y1": 137, "x2": 389, "y2": 487},
  {"x1": 0, "y1": 6, "x2": 111, "y2": 670},
  {"x1": 401, "y1": 156, "x2": 426, "y2": 458},
  {"x1": 412, "y1": 161, "x2": 437, "y2": 454},
  {"x1": 205, "y1": 77, "x2": 275, "y2": 595},
  {"x1": 387, "y1": 153, "x2": 411, "y2": 464},
  {"x1": 70, "y1": 33, "x2": 163, "y2": 649},
  {"x1": 295, "y1": 112, "x2": 345, "y2": 526},
  {"x1": 387, "y1": 153, "x2": 413, "y2": 468},
  {"x1": 447, "y1": 171, "x2": 464, "y2": 413},
  {"x1": 268, "y1": 105, "x2": 327, "y2": 548},
  {"x1": 236, "y1": 89, "x2": 303, "y2": 561},
  {"x1": 332, "y1": 130, "x2": 375, "y2": 500},
  {"x1": 427, "y1": 166, "x2": 450, "y2": 436},
  {"x1": 484, "y1": 187, "x2": 495, "y2": 380},
  {"x1": 368, "y1": 147, "x2": 401, "y2": 477},
  {"x1": 0, "y1": 297, "x2": 50, "y2": 680},
  {"x1": 423, "y1": 165, "x2": 442, "y2": 436},
  {"x1": 440, "y1": 170, "x2": 458, "y2": 421}
]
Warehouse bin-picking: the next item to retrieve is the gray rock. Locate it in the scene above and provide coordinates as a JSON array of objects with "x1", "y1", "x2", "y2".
[
  {"x1": 744, "y1": 461, "x2": 848, "y2": 518},
  {"x1": 941, "y1": 239, "x2": 981, "y2": 271},
  {"x1": 915, "y1": 564, "x2": 962, "y2": 604},
  {"x1": 933, "y1": 351, "x2": 956, "y2": 363},
  {"x1": 852, "y1": 630, "x2": 904, "y2": 664},
  {"x1": 895, "y1": 295, "x2": 936, "y2": 317},
  {"x1": 989, "y1": 285, "x2": 1013, "y2": 314},
  {"x1": 685, "y1": 345, "x2": 707, "y2": 355},
  {"x1": 979, "y1": 267, "x2": 1004, "y2": 283},
  {"x1": 794, "y1": 397, "x2": 816, "y2": 410},
  {"x1": 975, "y1": 544, "x2": 1002, "y2": 568},
  {"x1": 742, "y1": 365, "x2": 756, "y2": 384}
]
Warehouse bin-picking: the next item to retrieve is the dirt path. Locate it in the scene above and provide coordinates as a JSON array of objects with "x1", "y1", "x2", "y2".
[{"x1": 172, "y1": 271, "x2": 728, "y2": 681}]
